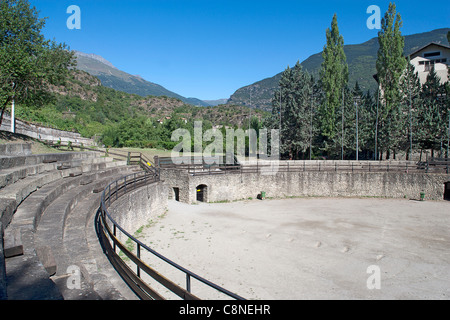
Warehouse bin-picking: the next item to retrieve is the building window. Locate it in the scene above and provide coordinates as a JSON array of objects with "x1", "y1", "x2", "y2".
[
  {"x1": 424, "y1": 60, "x2": 436, "y2": 72},
  {"x1": 423, "y1": 51, "x2": 440, "y2": 58}
]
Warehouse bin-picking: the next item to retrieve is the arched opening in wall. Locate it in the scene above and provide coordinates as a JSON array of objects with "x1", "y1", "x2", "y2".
[
  {"x1": 444, "y1": 182, "x2": 450, "y2": 201},
  {"x1": 196, "y1": 184, "x2": 207, "y2": 202},
  {"x1": 173, "y1": 187, "x2": 180, "y2": 202}
]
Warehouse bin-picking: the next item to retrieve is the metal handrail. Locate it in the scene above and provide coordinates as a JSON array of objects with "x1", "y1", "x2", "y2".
[
  {"x1": 158, "y1": 160, "x2": 450, "y2": 176},
  {"x1": 96, "y1": 171, "x2": 245, "y2": 300}
]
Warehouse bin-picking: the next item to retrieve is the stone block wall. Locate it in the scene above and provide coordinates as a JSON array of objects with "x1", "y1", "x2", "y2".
[
  {"x1": 1, "y1": 112, "x2": 96, "y2": 146},
  {"x1": 0, "y1": 221, "x2": 6, "y2": 300},
  {"x1": 0, "y1": 143, "x2": 32, "y2": 156},
  {"x1": 161, "y1": 168, "x2": 450, "y2": 204},
  {"x1": 108, "y1": 181, "x2": 168, "y2": 241}
]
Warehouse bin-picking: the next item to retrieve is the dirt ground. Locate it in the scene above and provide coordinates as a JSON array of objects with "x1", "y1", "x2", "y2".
[{"x1": 134, "y1": 197, "x2": 450, "y2": 300}]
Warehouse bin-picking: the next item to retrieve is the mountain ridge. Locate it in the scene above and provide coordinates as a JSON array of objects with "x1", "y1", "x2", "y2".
[
  {"x1": 227, "y1": 28, "x2": 450, "y2": 111},
  {"x1": 74, "y1": 51, "x2": 211, "y2": 107}
]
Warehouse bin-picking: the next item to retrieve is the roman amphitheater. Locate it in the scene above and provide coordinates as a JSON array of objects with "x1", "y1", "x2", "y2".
[{"x1": 1, "y1": 143, "x2": 450, "y2": 300}]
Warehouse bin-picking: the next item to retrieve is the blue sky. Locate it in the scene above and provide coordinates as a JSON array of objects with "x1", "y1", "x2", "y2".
[{"x1": 30, "y1": 0, "x2": 449, "y2": 100}]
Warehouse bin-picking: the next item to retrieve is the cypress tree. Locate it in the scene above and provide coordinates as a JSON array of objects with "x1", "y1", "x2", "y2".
[
  {"x1": 399, "y1": 58, "x2": 422, "y2": 159},
  {"x1": 319, "y1": 13, "x2": 348, "y2": 150},
  {"x1": 376, "y1": 2, "x2": 406, "y2": 159}
]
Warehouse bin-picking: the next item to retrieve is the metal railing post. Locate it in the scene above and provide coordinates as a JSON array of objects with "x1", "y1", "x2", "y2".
[
  {"x1": 113, "y1": 224, "x2": 116, "y2": 252},
  {"x1": 186, "y1": 274, "x2": 191, "y2": 293},
  {"x1": 137, "y1": 243, "x2": 141, "y2": 278}
]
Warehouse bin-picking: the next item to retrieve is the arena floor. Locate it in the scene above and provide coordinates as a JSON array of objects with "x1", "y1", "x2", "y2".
[{"x1": 135, "y1": 197, "x2": 450, "y2": 300}]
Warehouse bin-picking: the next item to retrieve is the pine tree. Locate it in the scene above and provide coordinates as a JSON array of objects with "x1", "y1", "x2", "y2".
[
  {"x1": 319, "y1": 13, "x2": 348, "y2": 148},
  {"x1": 376, "y1": 2, "x2": 406, "y2": 159},
  {"x1": 288, "y1": 63, "x2": 317, "y2": 159},
  {"x1": 268, "y1": 62, "x2": 318, "y2": 159},
  {"x1": 332, "y1": 85, "x2": 354, "y2": 160},
  {"x1": 419, "y1": 67, "x2": 447, "y2": 158},
  {"x1": 399, "y1": 59, "x2": 422, "y2": 159},
  {"x1": 359, "y1": 90, "x2": 378, "y2": 160}
]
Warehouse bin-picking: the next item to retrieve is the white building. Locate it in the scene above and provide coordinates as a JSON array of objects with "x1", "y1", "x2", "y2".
[{"x1": 408, "y1": 42, "x2": 450, "y2": 85}]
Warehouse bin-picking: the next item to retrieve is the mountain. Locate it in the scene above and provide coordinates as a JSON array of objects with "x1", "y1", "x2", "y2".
[
  {"x1": 18, "y1": 67, "x2": 267, "y2": 144},
  {"x1": 228, "y1": 28, "x2": 450, "y2": 111},
  {"x1": 74, "y1": 51, "x2": 211, "y2": 107},
  {"x1": 203, "y1": 99, "x2": 229, "y2": 106}
]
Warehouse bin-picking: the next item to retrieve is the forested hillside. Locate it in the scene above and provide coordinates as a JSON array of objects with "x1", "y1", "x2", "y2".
[
  {"x1": 14, "y1": 69, "x2": 266, "y2": 149},
  {"x1": 228, "y1": 28, "x2": 450, "y2": 111}
]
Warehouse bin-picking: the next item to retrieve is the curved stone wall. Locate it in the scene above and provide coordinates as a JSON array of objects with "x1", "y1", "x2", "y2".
[
  {"x1": 161, "y1": 169, "x2": 450, "y2": 203},
  {"x1": 107, "y1": 181, "x2": 168, "y2": 242}
]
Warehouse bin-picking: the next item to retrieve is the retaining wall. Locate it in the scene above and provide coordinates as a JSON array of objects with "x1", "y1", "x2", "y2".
[
  {"x1": 0, "y1": 221, "x2": 6, "y2": 300},
  {"x1": 108, "y1": 181, "x2": 168, "y2": 242},
  {"x1": 0, "y1": 143, "x2": 32, "y2": 156},
  {"x1": 1, "y1": 113, "x2": 96, "y2": 146},
  {"x1": 161, "y1": 168, "x2": 450, "y2": 203}
]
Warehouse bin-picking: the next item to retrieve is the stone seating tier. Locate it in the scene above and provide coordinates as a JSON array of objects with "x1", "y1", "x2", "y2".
[{"x1": 0, "y1": 150, "x2": 140, "y2": 300}]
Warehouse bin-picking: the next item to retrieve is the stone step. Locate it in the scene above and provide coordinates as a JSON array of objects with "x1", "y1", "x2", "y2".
[
  {"x1": 0, "y1": 162, "x2": 59, "y2": 190},
  {"x1": 83, "y1": 199, "x2": 138, "y2": 300},
  {"x1": 60, "y1": 174, "x2": 137, "y2": 300},
  {"x1": 0, "y1": 143, "x2": 32, "y2": 156},
  {"x1": 0, "y1": 170, "x2": 62, "y2": 227},
  {"x1": 8, "y1": 165, "x2": 139, "y2": 232},
  {"x1": 0, "y1": 155, "x2": 113, "y2": 190},
  {"x1": 0, "y1": 161, "x2": 133, "y2": 228},
  {"x1": 3, "y1": 227, "x2": 23, "y2": 258},
  {"x1": 35, "y1": 172, "x2": 137, "y2": 300},
  {"x1": 5, "y1": 167, "x2": 140, "y2": 300},
  {"x1": 0, "y1": 221, "x2": 6, "y2": 300},
  {"x1": 0, "y1": 151, "x2": 100, "y2": 170},
  {"x1": 5, "y1": 227, "x2": 63, "y2": 300}
]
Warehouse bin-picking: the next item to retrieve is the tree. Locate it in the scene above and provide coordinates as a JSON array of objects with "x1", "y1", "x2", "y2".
[
  {"x1": 319, "y1": 13, "x2": 348, "y2": 147},
  {"x1": 286, "y1": 63, "x2": 316, "y2": 159},
  {"x1": 399, "y1": 58, "x2": 422, "y2": 159},
  {"x1": 359, "y1": 89, "x2": 378, "y2": 160},
  {"x1": 267, "y1": 62, "x2": 318, "y2": 159},
  {"x1": 376, "y1": 2, "x2": 407, "y2": 159},
  {"x1": 419, "y1": 67, "x2": 448, "y2": 158},
  {"x1": 0, "y1": 0, "x2": 75, "y2": 126}
]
